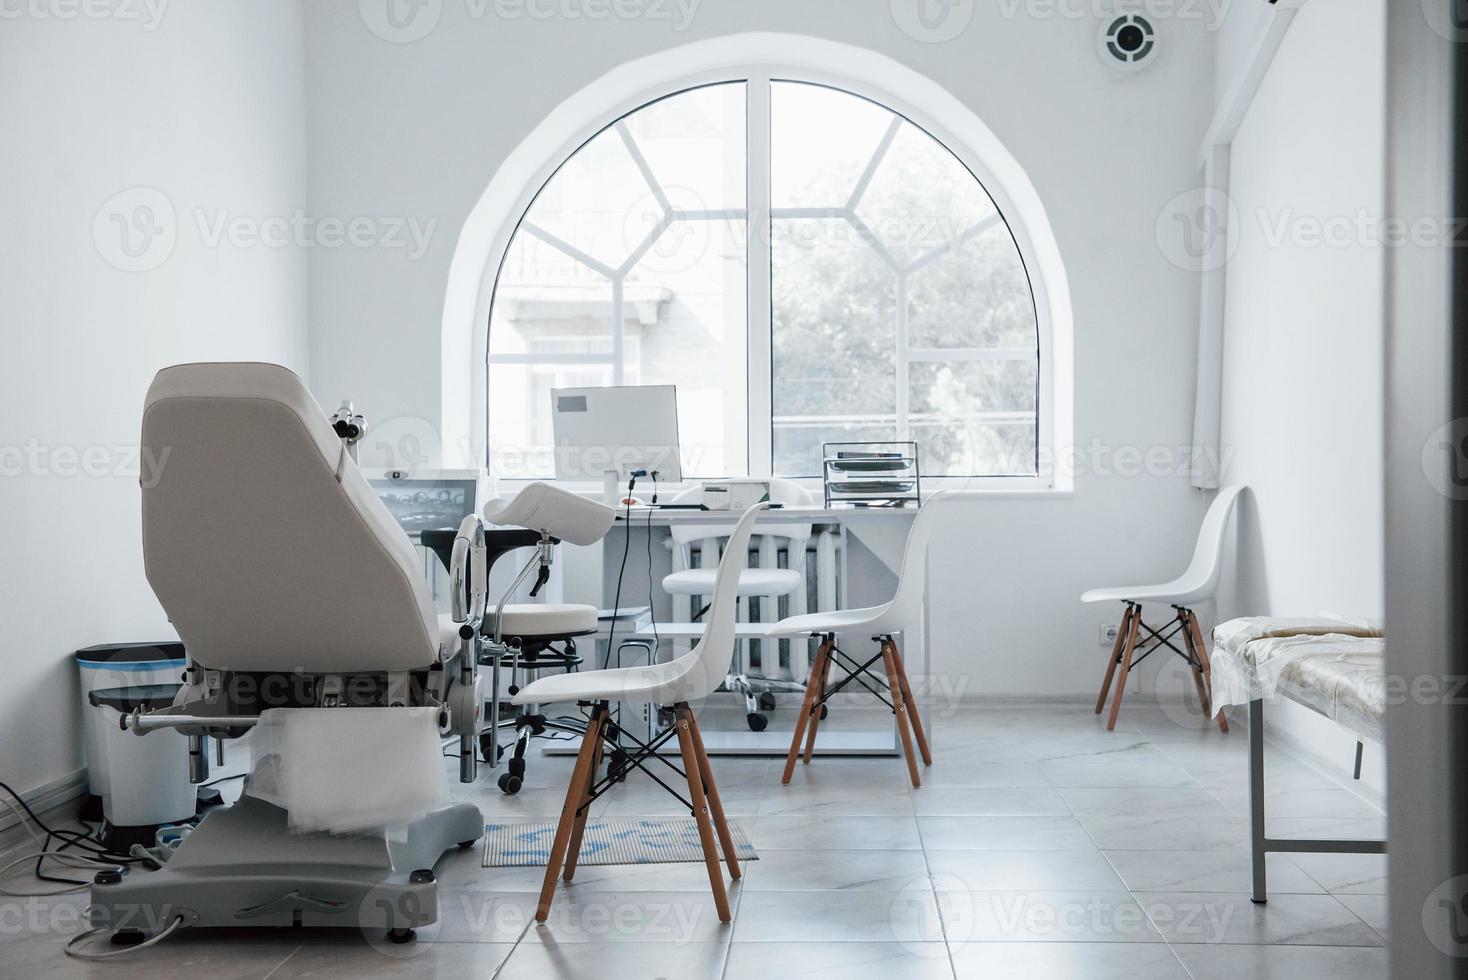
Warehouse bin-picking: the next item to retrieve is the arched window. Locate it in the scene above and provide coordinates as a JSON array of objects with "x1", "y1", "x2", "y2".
[{"x1": 487, "y1": 79, "x2": 1041, "y2": 482}]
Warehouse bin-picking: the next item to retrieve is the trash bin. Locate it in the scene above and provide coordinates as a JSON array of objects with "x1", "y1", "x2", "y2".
[
  {"x1": 86, "y1": 684, "x2": 199, "y2": 849},
  {"x1": 74, "y1": 642, "x2": 188, "y2": 826}
]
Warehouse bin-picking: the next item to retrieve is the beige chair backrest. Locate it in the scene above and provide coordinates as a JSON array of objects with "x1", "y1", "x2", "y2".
[{"x1": 141, "y1": 362, "x2": 440, "y2": 673}]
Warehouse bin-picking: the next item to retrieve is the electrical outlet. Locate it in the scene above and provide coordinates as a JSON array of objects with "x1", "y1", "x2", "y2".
[{"x1": 1100, "y1": 623, "x2": 1119, "y2": 645}]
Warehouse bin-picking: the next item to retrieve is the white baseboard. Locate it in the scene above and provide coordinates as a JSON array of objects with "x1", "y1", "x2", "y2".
[{"x1": 0, "y1": 768, "x2": 88, "y2": 834}]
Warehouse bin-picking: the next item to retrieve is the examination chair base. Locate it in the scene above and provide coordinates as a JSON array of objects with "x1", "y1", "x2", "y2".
[{"x1": 87, "y1": 794, "x2": 483, "y2": 940}]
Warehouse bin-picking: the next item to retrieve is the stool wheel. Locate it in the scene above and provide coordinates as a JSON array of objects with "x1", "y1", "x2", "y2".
[
  {"x1": 758, "y1": 692, "x2": 777, "y2": 712},
  {"x1": 386, "y1": 928, "x2": 416, "y2": 944},
  {"x1": 606, "y1": 748, "x2": 631, "y2": 783},
  {"x1": 479, "y1": 732, "x2": 501, "y2": 765},
  {"x1": 498, "y1": 772, "x2": 523, "y2": 795},
  {"x1": 746, "y1": 712, "x2": 768, "y2": 732},
  {"x1": 820, "y1": 704, "x2": 829, "y2": 720}
]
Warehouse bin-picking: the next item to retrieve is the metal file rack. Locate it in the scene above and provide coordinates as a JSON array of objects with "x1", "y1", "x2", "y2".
[{"x1": 821, "y1": 441, "x2": 922, "y2": 508}]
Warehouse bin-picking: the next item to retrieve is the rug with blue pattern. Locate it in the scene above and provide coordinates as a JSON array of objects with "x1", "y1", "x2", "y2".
[{"x1": 482, "y1": 817, "x2": 758, "y2": 867}]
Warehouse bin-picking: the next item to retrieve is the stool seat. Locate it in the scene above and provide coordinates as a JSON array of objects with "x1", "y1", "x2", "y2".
[
  {"x1": 441, "y1": 604, "x2": 598, "y2": 642},
  {"x1": 662, "y1": 567, "x2": 801, "y2": 597}
]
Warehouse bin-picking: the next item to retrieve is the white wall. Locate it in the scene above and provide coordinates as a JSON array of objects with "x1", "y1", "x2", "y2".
[
  {"x1": 304, "y1": 0, "x2": 1217, "y2": 699},
  {"x1": 0, "y1": 2, "x2": 309, "y2": 807},
  {"x1": 1216, "y1": 0, "x2": 1387, "y2": 790}
]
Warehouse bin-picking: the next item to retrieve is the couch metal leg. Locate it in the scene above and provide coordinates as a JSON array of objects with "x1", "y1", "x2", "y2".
[{"x1": 1249, "y1": 697, "x2": 1267, "y2": 904}]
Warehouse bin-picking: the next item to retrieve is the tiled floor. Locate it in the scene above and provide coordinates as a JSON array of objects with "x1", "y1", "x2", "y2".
[{"x1": 2, "y1": 703, "x2": 1388, "y2": 978}]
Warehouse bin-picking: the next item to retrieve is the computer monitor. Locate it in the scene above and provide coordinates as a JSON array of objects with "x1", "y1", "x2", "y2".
[
  {"x1": 551, "y1": 385, "x2": 682, "y2": 487},
  {"x1": 364, "y1": 468, "x2": 479, "y2": 541}
]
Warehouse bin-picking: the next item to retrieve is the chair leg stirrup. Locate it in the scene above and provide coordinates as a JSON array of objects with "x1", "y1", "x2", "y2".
[
  {"x1": 536, "y1": 702, "x2": 607, "y2": 922},
  {"x1": 674, "y1": 705, "x2": 732, "y2": 922},
  {"x1": 882, "y1": 641, "x2": 922, "y2": 788}
]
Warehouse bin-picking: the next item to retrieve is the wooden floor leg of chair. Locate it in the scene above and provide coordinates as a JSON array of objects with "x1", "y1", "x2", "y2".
[
  {"x1": 1178, "y1": 610, "x2": 1213, "y2": 724},
  {"x1": 882, "y1": 643, "x2": 922, "y2": 788},
  {"x1": 782, "y1": 638, "x2": 830, "y2": 784},
  {"x1": 536, "y1": 703, "x2": 606, "y2": 921},
  {"x1": 563, "y1": 712, "x2": 607, "y2": 882},
  {"x1": 1105, "y1": 612, "x2": 1142, "y2": 731},
  {"x1": 675, "y1": 705, "x2": 731, "y2": 922},
  {"x1": 1095, "y1": 605, "x2": 1134, "y2": 714},
  {"x1": 801, "y1": 645, "x2": 834, "y2": 764},
  {"x1": 1187, "y1": 611, "x2": 1229, "y2": 733},
  {"x1": 889, "y1": 641, "x2": 931, "y2": 766},
  {"x1": 687, "y1": 711, "x2": 741, "y2": 879}
]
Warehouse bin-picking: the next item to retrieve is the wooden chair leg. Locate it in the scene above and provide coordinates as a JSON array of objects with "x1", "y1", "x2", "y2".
[
  {"x1": 687, "y1": 711, "x2": 741, "y2": 879},
  {"x1": 781, "y1": 637, "x2": 831, "y2": 784},
  {"x1": 881, "y1": 642, "x2": 922, "y2": 788},
  {"x1": 674, "y1": 705, "x2": 731, "y2": 922},
  {"x1": 1187, "y1": 611, "x2": 1229, "y2": 733},
  {"x1": 1105, "y1": 611, "x2": 1142, "y2": 731},
  {"x1": 563, "y1": 714, "x2": 607, "y2": 882},
  {"x1": 889, "y1": 641, "x2": 931, "y2": 767},
  {"x1": 801, "y1": 644, "x2": 834, "y2": 764},
  {"x1": 536, "y1": 703, "x2": 607, "y2": 922},
  {"x1": 1095, "y1": 604, "x2": 1135, "y2": 714},
  {"x1": 1178, "y1": 609, "x2": 1213, "y2": 724}
]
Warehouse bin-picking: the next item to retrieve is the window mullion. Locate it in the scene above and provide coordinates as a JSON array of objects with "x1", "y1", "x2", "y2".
[
  {"x1": 611, "y1": 276, "x2": 625, "y2": 385},
  {"x1": 896, "y1": 272, "x2": 910, "y2": 442},
  {"x1": 746, "y1": 74, "x2": 773, "y2": 477}
]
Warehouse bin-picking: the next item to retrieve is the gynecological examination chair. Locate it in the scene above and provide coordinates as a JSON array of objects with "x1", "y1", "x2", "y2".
[{"x1": 79, "y1": 362, "x2": 496, "y2": 951}]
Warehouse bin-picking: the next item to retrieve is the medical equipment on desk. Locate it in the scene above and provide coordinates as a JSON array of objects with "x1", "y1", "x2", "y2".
[
  {"x1": 76, "y1": 362, "x2": 486, "y2": 956},
  {"x1": 550, "y1": 383, "x2": 682, "y2": 504},
  {"x1": 699, "y1": 478, "x2": 771, "y2": 512}
]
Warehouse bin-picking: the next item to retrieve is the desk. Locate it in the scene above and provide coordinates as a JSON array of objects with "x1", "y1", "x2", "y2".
[{"x1": 596, "y1": 505, "x2": 926, "y2": 757}]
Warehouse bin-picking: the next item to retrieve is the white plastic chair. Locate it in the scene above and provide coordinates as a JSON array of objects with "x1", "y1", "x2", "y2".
[
  {"x1": 1081, "y1": 485, "x2": 1246, "y2": 731},
  {"x1": 511, "y1": 503, "x2": 767, "y2": 925},
  {"x1": 662, "y1": 478, "x2": 813, "y2": 731},
  {"x1": 765, "y1": 492, "x2": 951, "y2": 788}
]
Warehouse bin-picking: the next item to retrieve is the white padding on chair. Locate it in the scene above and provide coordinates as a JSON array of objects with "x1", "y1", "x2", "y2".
[
  {"x1": 483, "y1": 482, "x2": 614, "y2": 546},
  {"x1": 141, "y1": 362, "x2": 440, "y2": 673},
  {"x1": 247, "y1": 707, "x2": 447, "y2": 836}
]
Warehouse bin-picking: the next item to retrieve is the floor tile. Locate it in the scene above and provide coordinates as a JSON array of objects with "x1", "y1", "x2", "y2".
[
  {"x1": 523, "y1": 889, "x2": 735, "y2": 944},
  {"x1": 498, "y1": 939, "x2": 729, "y2": 979},
  {"x1": 725, "y1": 940, "x2": 952, "y2": 979},
  {"x1": 912, "y1": 786, "x2": 1069, "y2": 816},
  {"x1": 915, "y1": 760, "x2": 1052, "y2": 788},
  {"x1": 1134, "y1": 891, "x2": 1384, "y2": 946},
  {"x1": 1060, "y1": 788, "x2": 1249, "y2": 851},
  {"x1": 927, "y1": 849, "x2": 1125, "y2": 891},
  {"x1": 944, "y1": 890, "x2": 1164, "y2": 943},
  {"x1": 950, "y1": 940, "x2": 1189, "y2": 979},
  {"x1": 1285, "y1": 853, "x2": 1389, "y2": 894},
  {"x1": 753, "y1": 815, "x2": 922, "y2": 850},
  {"x1": 1336, "y1": 893, "x2": 1388, "y2": 938},
  {"x1": 917, "y1": 815, "x2": 1096, "y2": 850},
  {"x1": 271, "y1": 940, "x2": 515, "y2": 977},
  {"x1": 1102, "y1": 849, "x2": 1323, "y2": 894},
  {"x1": 1169, "y1": 942, "x2": 1389, "y2": 980},
  {"x1": 732, "y1": 889, "x2": 942, "y2": 944},
  {"x1": 742, "y1": 847, "x2": 929, "y2": 891}
]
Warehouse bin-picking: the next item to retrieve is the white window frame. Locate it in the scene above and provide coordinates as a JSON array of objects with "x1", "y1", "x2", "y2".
[{"x1": 483, "y1": 66, "x2": 1057, "y2": 491}]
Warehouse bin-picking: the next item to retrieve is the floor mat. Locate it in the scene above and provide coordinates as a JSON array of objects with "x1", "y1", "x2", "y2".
[{"x1": 482, "y1": 817, "x2": 758, "y2": 867}]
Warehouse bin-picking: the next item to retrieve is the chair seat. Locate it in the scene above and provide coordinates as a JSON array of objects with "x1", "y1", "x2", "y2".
[
  {"x1": 512, "y1": 658, "x2": 694, "y2": 707},
  {"x1": 438, "y1": 604, "x2": 598, "y2": 643},
  {"x1": 1080, "y1": 584, "x2": 1209, "y2": 606},
  {"x1": 662, "y1": 567, "x2": 801, "y2": 597},
  {"x1": 764, "y1": 605, "x2": 896, "y2": 638}
]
